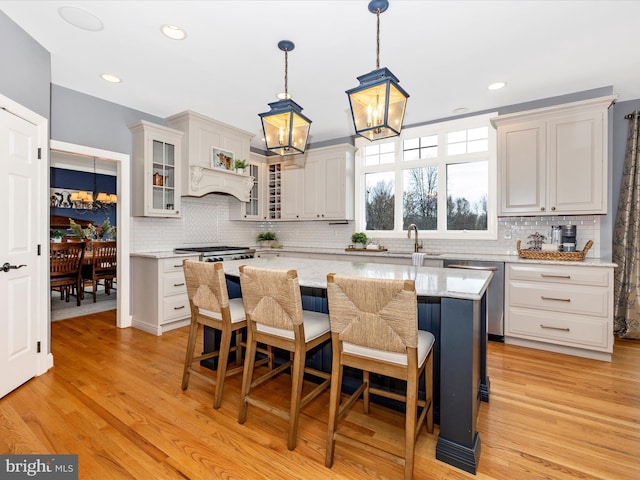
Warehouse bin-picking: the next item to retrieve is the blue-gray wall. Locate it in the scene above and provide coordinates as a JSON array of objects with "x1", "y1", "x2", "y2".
[
  {"x1": 51, "y1": 85, "x2": 163, "y2": 155},
  {"x1": 0, "y1": 10, "x2": 50, "y2": 119}
]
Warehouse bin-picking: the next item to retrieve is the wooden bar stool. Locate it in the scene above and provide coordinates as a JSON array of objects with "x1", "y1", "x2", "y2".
[
  {"x1": 181, "y1": 260, "x2": 252, "y2": 409},
  {"x1": 325, "y1": 273, "x2": 435, "y2": 480},
  {"x1": 237, "y1": 265, "x2": 331, "y2": 450}
]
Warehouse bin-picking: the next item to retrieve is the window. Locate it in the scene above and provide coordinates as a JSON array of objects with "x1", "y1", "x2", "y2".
[{"x1": 356, "y1": 113, "x2": 497, "y2": 239}]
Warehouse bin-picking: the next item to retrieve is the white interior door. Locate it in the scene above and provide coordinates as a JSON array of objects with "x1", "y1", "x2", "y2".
[{"x1": 0, "y1": 107, "x2": 42, "y2": 398}]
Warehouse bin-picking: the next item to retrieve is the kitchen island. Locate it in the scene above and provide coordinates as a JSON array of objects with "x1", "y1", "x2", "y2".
[{"x1": 218, "y1": 257, "x2": 493, "y2": 474}]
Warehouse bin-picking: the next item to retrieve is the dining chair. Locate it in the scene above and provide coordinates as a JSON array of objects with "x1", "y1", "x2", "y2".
[
  {"x1": 50, "y1": 242, "x2": 85, "y2": 306},
  {"x1": 88, "y1": 240, "x2": 117, "y2": 302},
  {"x1": 325, "y1": 273, "x2": 434, "y2": 480},
  {"x1": 237, "y1": 265, "x2": 331, "y2": 450},
  {"x1": 181, "y1": 260, "x2": 271, "y2": 409}
]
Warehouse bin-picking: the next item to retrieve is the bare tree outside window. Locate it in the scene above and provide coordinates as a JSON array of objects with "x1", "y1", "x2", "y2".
[
  {"x1": 365, "y1": 172, "x2": 394, "y2": 230},
  {"x1": 403, "y1": 166, "x2": 437, "y2": 230},
  {"x1": 446, "y1": 161, "x2": 488, "y2": 230}
]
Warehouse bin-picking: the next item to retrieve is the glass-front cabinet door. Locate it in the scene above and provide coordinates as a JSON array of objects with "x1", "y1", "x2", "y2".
[
  {"x1": 152, "y1": 139, "x2": 176, "y2": 212},
  {"x1": 241, "y1": 161, "x2": 264, "y2": 219},
  {"x1": 129, "y1": 120, "x2": 183, "y2": 217}
]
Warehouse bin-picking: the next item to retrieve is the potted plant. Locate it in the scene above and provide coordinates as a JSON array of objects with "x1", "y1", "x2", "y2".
[
  {"x1": 69, "y1": 218, "x2": 95, "y2": 240},
  {"x1": 256, "y1": 231, "x2": 277, "y2": 247},
  {"x1": 351, "y1": 232, "x2": 368, "y2": 249},
  {"x1": 50, "y1": 230, "x2": 65, "y2": 243},
  {"x1": 234, "y1": 159, "x2": 248, "y2": 175},
  {"x1": 97, "y1": 218, "x2": 113, "y2": 240}
]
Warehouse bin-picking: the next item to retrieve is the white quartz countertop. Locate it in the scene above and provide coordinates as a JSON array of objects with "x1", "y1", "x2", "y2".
[
  {"x1": 255, "y1": 246, "x2": 617, "y2": 268},
  {"x1": 130, "y1": 251, "x2": 199, "y2": 259},
  {"x1": 220, "y1": 257, "x2": 493, "y2": 301}
]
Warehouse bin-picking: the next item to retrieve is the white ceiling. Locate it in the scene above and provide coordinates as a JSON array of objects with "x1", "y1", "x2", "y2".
[{"x1": 2, "y1": 0, "x2": 639, "y2": 151}]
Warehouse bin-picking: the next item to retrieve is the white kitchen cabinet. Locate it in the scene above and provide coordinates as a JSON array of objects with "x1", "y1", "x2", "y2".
[
  {"x1": 281, "y1": 144, "x2": 355, "y2": 221},
  {"x1": 129, "y1": 120, "x2": 183, "y2": 217},
  {"x1": 505, "y1": 262, "x2": 614, "y2": 361},
  {"x1": 491, "y1": 95, "x2": 616, "y2": 216},
  {"x1": 230, "y1": 154, "x2": 267, "y2": 220},
  {"x1": 131, "y1": 255, "x2": 198, "y2": 335}
]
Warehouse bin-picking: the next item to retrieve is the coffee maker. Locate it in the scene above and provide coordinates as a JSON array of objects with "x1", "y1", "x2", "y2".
[{"x1": 560, "y1": 225, "x2": 577, "y2": 251}]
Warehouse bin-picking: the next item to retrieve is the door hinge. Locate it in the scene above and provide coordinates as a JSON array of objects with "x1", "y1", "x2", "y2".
[
  {"x1": 37, "y1": 147, "x2": 42, "y2": 160},
  {"x1": 37, "y1": 341, "x2": 41, "y2": 353},
  {"x1": 37, "y1": 244, "x2": 41, "y2": 256}
]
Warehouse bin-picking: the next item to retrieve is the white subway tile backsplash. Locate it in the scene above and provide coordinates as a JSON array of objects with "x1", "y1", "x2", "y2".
[{"x1": 130, "y1": 195, "x2": 601, "y2": 258}]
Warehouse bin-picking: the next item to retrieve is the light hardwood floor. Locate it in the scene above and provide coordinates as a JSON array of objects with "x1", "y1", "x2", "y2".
[{"x1": 1, "y1": 311, "x2": 638, "y2": 480}]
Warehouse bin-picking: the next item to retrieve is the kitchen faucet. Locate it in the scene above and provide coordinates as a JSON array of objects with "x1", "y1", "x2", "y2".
[{"x1": 407, "y1": 224, "x2": 423, "y2": 252}]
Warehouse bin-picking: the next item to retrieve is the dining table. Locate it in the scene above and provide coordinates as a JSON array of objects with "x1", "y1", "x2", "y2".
[{"x1": 214, "y1": 256, "x2": 493, "y2": 475}]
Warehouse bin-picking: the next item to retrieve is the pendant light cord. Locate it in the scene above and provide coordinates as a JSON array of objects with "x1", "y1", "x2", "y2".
[
  {"x1": 284, "y1": 49, "x2": 289, "y2": 96},
  {"x1": 376, "y1": 8, "x2": 381, "y2": 69}
]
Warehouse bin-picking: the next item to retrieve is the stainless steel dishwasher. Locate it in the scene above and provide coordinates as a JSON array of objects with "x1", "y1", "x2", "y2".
[{"x1": 443, "y1": 259, "x2": 505, "y2": 341}]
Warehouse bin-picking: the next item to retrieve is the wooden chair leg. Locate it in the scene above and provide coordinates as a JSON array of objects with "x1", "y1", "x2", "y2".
[
  {"x1": 425, "y1": 352, "x2": 434, "y2": 433},
  {"x1": 363, "y1": 370, "x2": 370, "y2": 414},
  {"x1": 238, "y1": 330, "x2": 257, "y2": 425},
  {"x1": 234, "y1": 330, "x2": 243, "y2": 366},
  {"x1": 93, "y1": 279, "x2": 98, "y2": 303},
  {"x1": 287, "y1": 349, "x2": 306, "y2": 451},
  {"x1": 325, "y1": 348, "x2": 343, "y2": 468},
  {"x1": 404, "y1": 372, "x2": 418, "y2": 480},
  {"x1": 214, "y1": 327, "x2": 233, "y2": 409},
  {"x1": 181, "y1": 319, "x2": 199, "y2": 390}
]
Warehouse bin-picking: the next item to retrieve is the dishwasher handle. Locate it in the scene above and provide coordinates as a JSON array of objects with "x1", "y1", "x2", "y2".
[{"x1": 446, "y1": 264, "x2": 498, "y2": 272}]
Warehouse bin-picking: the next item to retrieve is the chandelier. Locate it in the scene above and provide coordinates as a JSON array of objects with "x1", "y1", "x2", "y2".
[{"x1": 71, "y1": 157, "x2": 117, "y2": 214}]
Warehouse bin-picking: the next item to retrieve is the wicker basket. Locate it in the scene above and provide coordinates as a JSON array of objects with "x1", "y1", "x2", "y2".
[{"x1": 516, "y1": 239, "x2": 593, "y2": 261}]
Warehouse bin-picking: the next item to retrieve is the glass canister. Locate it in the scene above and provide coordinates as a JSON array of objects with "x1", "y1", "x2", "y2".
[{"x1": 550, "y1": 225, "x2": 561, "y2": 246}]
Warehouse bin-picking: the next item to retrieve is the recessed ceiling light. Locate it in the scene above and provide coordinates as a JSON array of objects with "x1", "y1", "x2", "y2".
[
  {"x1": 58, "y1": 6, "x2": 104, "y2": 31},
  {"x1": 453, "y1": 107, "x2": 469, "y2": 114},
  {"x1": 488, "y1": 82, "x2": 507, "y2": 91},
  {"x1": 276, "y1": 92, "x2": 291, "y2": 100},
  {"x1": 161, "y1": 24, "x2": 187, "y2": 40},
  {"x1": 100, "y1": 73, "x2": 122, "y2": 83}
]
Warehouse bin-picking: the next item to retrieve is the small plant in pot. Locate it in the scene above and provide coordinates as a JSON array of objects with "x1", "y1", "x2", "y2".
[
  {"x1": 256, "y1": 231, "x2": 277, "y2": 247},
  {"x1": 234, "y1": 159, "x2": 248, "y2": 174},
  {"x1": 351, "y1": 232, "x2": 368, "y2": 249},
  {"x1": 50, "y1": 230, "x2": 65, "y2": 243}
]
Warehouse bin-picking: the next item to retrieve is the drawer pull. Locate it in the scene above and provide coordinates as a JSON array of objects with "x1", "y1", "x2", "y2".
[
  {"x1": 541, "y1": 296, "x2": 571, "y2": 302},
  {"x1": 174, "y1": 282, "x2": 185, "y2": 287},
  {"x1": 540, "y1": 324, "x2": 570, "y2": 332},
  {"x1": 174, "y1": 305, "x2": 186, "y2": 310},
  {"x1": 173, "y1": 264, "x2": 183, "y2": 268},
  {"x1": 541, "y1": 274, "x2": 571, "y2": 279}
]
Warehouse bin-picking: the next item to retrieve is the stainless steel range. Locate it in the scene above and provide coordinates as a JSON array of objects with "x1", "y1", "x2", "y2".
[{"x1": 174, "y1": 246, "x2": 255, "y2": 262}]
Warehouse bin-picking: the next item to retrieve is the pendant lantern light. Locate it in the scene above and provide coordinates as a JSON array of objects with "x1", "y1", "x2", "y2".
[
  {"x1": 259, "y1": 40, "x2": 311, "y2": 156},
  {"x1": 346, "y1": 0, "x2": 409, "y2": 141}
]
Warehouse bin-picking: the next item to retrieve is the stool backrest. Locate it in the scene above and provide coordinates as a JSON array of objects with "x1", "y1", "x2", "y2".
[
  {"x1": 239, "y1": 265, "x2": 303, "y2": 330},
  {"x1": 183, "y1": 260, "x2": 230, "y2": 313},
  {"x1": 326, "y1": 273, "x2": 418, "y2": 353}
]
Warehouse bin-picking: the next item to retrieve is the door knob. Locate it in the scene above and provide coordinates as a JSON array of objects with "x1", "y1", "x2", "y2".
[{"x1": 2, "y1": 262, "x2": 26, "y2": 272}]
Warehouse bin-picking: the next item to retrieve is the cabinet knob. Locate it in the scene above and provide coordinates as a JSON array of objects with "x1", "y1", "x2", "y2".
[
  {"x1": 540, "y1": 207, "x2": 545, "y2": 211},
  {"x1": 551, "y1": 206, "x2": 556, "y2": 211}
]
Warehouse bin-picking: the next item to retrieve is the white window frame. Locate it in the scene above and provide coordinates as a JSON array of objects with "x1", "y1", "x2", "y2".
[{"x1": 354, "y1": 112, "x2": 498, "y2": 240}]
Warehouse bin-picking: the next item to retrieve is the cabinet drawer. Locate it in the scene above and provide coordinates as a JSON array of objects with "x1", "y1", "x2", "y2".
[
  {"x1": 508, "y1": 264, "x2": 609, "y2": 287},
  {"x1": 163, "y1": 295, "x2": 190, "y2": 323},
  {"x1": 163, "y1": 271, "x2": 187, "y2": 296},
  {"x1": 162, "y1": 256, "x2": 198, "y2": 273},
  {"x1": 509, "y1": 281, "x2": 608, "y2": 317},
  {"x1": 508, "y1": 307, "x2": 610, "y2": 349}
]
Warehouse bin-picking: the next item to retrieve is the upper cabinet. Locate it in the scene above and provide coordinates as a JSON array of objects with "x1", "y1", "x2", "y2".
[
  {"x1": 491, "y1": 95, "x2": 616, "y2": 216},
  {"x1": 129, "y1": 120, "x2": 183, "y2": 217},
  {"x1": 231, "y1": 143, "x2": 355, "y2": 222},
  {"x1": 165, "y1": 111, "x2": 254, "y2": 202}
]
